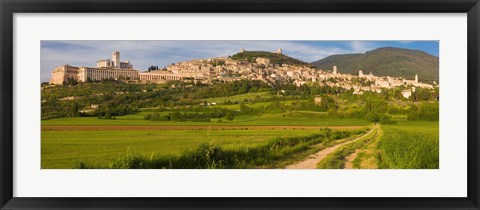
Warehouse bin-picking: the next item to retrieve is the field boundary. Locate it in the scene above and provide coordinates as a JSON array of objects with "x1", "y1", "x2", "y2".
[{"x1": 41, "y1": 125, "x2": 366, "y2": 131}]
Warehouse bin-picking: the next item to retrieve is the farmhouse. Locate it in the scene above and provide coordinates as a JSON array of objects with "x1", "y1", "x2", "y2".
[{"x1": 402, "y1": 90, "x2": 412, "y2": 99}]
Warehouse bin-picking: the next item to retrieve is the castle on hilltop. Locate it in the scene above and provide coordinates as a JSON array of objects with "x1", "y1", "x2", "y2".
[{"x1": 239, "y1": 48, "x2": 282, "y2": 54}]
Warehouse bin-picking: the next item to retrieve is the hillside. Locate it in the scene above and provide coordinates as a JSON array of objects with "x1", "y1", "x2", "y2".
[
  {"x1": 311, "y1": 47, "x2": 439, "y2": 83},
  {"x1": 231, "y1": 51, "x2": 311, "y2": 67}
]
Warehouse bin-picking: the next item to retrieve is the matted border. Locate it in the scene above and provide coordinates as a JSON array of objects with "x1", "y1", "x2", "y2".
[
  {"x1": 15, "y1": 14, "x2": 465, "y2": 198},
  {"x1": 1, "y1": 0, "x2": 479, "y2": 209}
]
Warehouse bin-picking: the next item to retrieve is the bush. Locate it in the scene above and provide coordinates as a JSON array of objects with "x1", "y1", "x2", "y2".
[
  {"x1": 144, "y1": 114, "x2": 152, "y2": 120},
  {"x1": 192, "y1": 118, "x2": 211, "y2": 122},
  {"x1": 150, "y1": 113, "x2": 161, "y2": 121},
  {"x1": 407, "y1": 102, "x2": 439, "y2": 121},
  {"x1": 225, "y1": 112, "x2": 235, "y2": 121},
  {"x1": 380, "y1": 115, "x2": 396, "y2": 124},
  {"x1": 111, "y1": 150, "x2": 147, "y2": 169}
]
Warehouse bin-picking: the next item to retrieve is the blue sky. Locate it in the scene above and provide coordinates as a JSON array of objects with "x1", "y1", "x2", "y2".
[{"x1": 40, "y1": 40, "x2": 439, "y2": 82}]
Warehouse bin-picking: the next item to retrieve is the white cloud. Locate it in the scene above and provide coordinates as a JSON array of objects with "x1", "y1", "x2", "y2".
[
  {"x1": 349, "y1": 41, "x2": 375, "y2": 53},
  {"x1": 397, "y1": 40, "x2": 415, "y2": 44}
]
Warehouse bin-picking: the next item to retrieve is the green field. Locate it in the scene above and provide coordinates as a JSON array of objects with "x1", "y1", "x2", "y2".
[
  {"x1": 349, "y1": 120, "x2": 439, "y2": 169},
  {"x1": 42, "y1": 129, "x2": 330, "y2": 168},
  {"x1": 214, "y1": 100, "x2": 308, "y2": 110},
  {"x1": 41, "y1": 111, "x2": 438, "y2": 169},
  {"x1": 201, "y1": 91, "x2": 272, "y2": 103},
  {"x1": 41, "y1": 112, "x2": 371, "y2": 126},
  {"x1": 377, "y1": 121, "x2": 439, "y2": 169},
  {"x1": 41, "y1": 79, "x2": 439, "y2": 169}
]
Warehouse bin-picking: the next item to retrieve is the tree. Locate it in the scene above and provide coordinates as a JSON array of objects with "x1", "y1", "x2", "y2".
[{"x1": 104, "y1": 110, "x2": 112, "y2": 119}]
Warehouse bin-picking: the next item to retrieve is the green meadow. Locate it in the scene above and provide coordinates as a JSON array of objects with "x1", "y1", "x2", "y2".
[
  {"x1": 377, "y1": 121, "x2": 439, "y2": 169},
  {"x1": 41, "y1": 80, "x2": 439, "y2": 169},
  {"x1": 201, "y1": 91, "x2": 272, "y2": 103},
  {"x1": 41, "y1": 112, "x2": 371, "y2": 126},
  {"x1": 345, "y1": 120, "x2": 439, "y2": 169},
  {"x1": 42, "y1": 129, "x2": 328, "y2": 168}
]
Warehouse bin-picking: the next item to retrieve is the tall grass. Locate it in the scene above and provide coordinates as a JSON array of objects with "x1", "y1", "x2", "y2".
[
  {"x1": 77, "y1": 128, "x2": 367, "y2": 169},
  {"x1": 377, "y1": 123, "x2": 439, "y2": 169}
]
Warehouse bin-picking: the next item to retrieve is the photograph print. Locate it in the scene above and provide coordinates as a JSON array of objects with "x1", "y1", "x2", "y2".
[{"x1": 41, "y1": 40, "x2": 439, "y2": 169}]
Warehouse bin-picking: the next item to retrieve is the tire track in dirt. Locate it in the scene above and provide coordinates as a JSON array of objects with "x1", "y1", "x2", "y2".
[{"x1": 344, "y1": 149, "x2": 361, "y2": 169}]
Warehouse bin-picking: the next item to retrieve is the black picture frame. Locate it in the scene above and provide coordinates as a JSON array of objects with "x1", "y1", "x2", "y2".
[{"x1": 1, "y1": 0, "x2": 479, "y2": 209}]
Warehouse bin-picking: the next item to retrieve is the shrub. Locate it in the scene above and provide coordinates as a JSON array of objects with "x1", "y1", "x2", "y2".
[
  {"x1": 225, "y1": 112, "x2": 235, "y2": 121},
  {"x1": 111, "y1": 150, "x2": 147, "y2": 169},
  {"x1": 144, "y1": 114, "x2": 152, "y2": 120}
]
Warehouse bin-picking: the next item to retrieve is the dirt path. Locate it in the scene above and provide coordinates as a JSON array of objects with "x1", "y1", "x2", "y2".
[
  {"x1": 41, "y1": 125, "x2": 366, "y2": 131},
  {"x1": 344, "y1": 149, "x2": 361, "y2": 169},
  {"x1": 285, "y1": 125, "x2": 377, "y2": 169}
]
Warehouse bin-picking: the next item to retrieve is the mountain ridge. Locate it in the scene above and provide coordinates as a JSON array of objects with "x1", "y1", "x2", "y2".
[{"x1": 311, "y1": 47, "x2": 439, "y2": 83}]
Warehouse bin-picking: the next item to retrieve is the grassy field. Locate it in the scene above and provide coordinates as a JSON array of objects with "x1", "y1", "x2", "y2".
[
  {"x1": 214, "y1": 100, "x2": 307, "y2": 110},
  {"x1": 201, "y1": 91, "x2": 272, "y2": 104},
  {"x1": 41, "y1": 79, "x2": 440, "y2": 169},
  {"x1": 42, "y1": 129, "x2": 331, "y2": 169},
  {"x1": 41, "y1": 112, "x2": 371, "y2": 126},
  {"x1": 72, "y1": 128, "x2": 365, "y2": 169},
  {"x1": 376, "y1": 121, "x2": 439, "y2": 169},
  {"x1": 349, "y1": 120, "x2": 439, "y2": 169},
  {"x1": 41, "y1": 105, "x2": 437, "y2": 169}
]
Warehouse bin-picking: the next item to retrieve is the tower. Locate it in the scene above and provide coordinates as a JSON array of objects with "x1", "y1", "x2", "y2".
[
  {"x1": 240, "y1": 48, "x2": 245, "y2": 53},
  {"x1": 276, "y1": 48, "x2": 282, "y2": 54},
  {"x1": 112, "y1": 51, "x2": 120, "y2": 68},
  {"x1": 415, "y1": 74, "x2": 418, "y2": 83},
  {"x1": 359, "y1": 70, "x2": 364, "y2": 77},
  {"x1": 333, "y1": 66, "x2": 337, "y2": 74}
]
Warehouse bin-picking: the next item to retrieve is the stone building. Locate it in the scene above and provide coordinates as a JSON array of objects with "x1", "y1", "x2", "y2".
[
  {"x1": 314, "y1": 96, "x2": 322, "y2": 105},
  {"x1": 139, "y1": 71, "x2": 182, "y2": 82},
  {"x1": 77, "y1": 66, "x2": 138, "y2": 82},
  {"x1": 358, "y1": 70, "x2": 364, "y2": 77},
  {"x1": 402, "y1": 90, "x2": 412, "y2": 99},
  {"x1": 49, "y1": 65, "x2": 80, "y2": 84},
  {"x1": 256, "y1": 57, "x2": 270, "y2": 66},
  {"x1": 49, "y1": 51, "x2": 139, "y2": 85}
]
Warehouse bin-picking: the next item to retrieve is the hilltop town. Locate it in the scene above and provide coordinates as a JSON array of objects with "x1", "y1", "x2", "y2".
[{"x1": 49, "y1": 49, "x2": 437, "y2": 99}]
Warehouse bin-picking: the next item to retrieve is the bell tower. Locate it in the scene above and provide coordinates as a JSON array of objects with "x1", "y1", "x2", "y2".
[{"x1": 112, "y1": 51, "x2": 120, "y2": 68}]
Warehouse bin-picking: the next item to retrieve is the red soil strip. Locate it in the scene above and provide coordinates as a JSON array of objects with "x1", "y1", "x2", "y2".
[{"x1": 41, "y1": 125, "x2": 365, "y2": 131}]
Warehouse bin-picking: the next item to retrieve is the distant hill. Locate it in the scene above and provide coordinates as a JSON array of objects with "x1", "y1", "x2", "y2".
[
  {"x1": 311, "y1": 47, "x2": 439, "y2": 83},
  {"x1": 231, "y1": 51, "x2": 311, "y2": 67}
]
